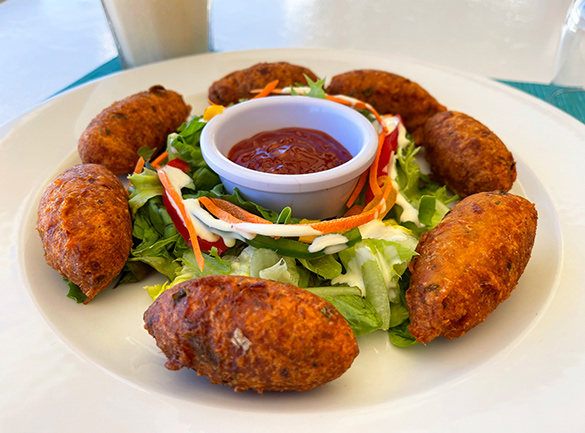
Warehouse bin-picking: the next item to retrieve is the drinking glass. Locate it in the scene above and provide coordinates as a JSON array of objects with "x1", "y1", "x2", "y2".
[
  {"x1": 101, "y1": 0, "x2": 211, "y2": 69},
  {"x1": 548, "y1": 0, "x2": 585, "y2": 108}
]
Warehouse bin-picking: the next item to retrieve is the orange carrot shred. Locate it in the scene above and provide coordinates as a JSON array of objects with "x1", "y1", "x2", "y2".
[
  {"x1": 346, "y1": 169, "x2": 369, "y2": 208},
  {"x1": 133, "y1": 156, "x2": 146, "y2": 175},
  {"x1": 344, "y1": 204, "x2": 364, "y2": 217},
  {"x1": 250, "y1": 88, "x2": 284, "y2": 95},
  {"x1": 203, "y1": 198, "x2": 273, "y2": 224},
  {"x1": 151, "y1": 151, "x2": 168, "y2": 168},
  {"x1": 198, "y1": 197, "x2": 249, "y2": 225},
  {"x1": 252, "y1": 80, "x2": 280, "y2": 99},
  {"x1": 368, "y1": 133, "x2": 386, "y2": 197},
  {"x1": 324, "y1": 94, "x2": 353, "y2": 106},
  {"x1": 157, "y1": 168, "x2": 205, "y2": 271}
]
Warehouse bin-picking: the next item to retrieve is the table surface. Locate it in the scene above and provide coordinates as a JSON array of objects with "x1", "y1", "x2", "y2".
[{"x1": 0, "y1": 0, "x2": 577, "y2": 129}]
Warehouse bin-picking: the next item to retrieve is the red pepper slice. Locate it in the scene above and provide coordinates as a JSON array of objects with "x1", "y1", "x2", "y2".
[
  {"x1": 161, "y1": 189, "x2": 228, "y2": 254},
  {"x1": 166, "y1": 158, "x2": 191, "y2": 173}
]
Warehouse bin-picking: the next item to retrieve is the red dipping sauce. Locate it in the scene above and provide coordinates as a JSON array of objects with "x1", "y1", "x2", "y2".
[{"x1": 227, "y1": 127, "x2": 353, "y2": 175}]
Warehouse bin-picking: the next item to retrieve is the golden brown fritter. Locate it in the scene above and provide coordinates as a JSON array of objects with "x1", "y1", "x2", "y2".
[
  {"x1": 423, "y1": 111, "x2": 516, "y2": 197},
  {"x1": 406, "y1": 191, "x2": 537, "y2": 344},
  {"x1": 78, "y1": 85, "x2": 191, "y2": 175},
  {"x1": 326, "y1": 69, "x2": 446, "y2": 144},
  {"x1": 36, "y1": 163, "x2": 133, "y2": 303},
  {"x1": 144, "y1": 275, "x2": 359, "y2": 393},
  {"x1": 208, "y1": 62, "x2": 320, "y2": 105}
]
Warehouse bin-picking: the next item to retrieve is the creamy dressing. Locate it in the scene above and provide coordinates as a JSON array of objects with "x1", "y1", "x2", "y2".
[
  {"x1": 280, "y1": 86, "x2": 312, "y2": 95},
  {"x1": 308, "y1": 233, "x2": 348, "y2": 253},
  {"x1": 183, "y1": 199, "x2": 240, "y2": 246},
  {"x1": 331, "y1": 246, "x2": 372, "y2": 295},
  {"x1": 163, "y1": 165, "x2": 194, "y2": 191},
  {"x1": 230, "y1": 220, "x2": 322, "y2": 238},
  {"x1": 382, "y1": 117, "x2": 424, "y2": 228},
  {"x1": 359, "y1": 219, "x2": 418, "y2": 249}
]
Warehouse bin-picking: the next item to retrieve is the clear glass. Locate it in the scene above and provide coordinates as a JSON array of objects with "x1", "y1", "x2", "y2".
[
  {"x1": 100, "y1": 0, "x2": 211, "y2": 69},
  {"x1": 549, "y1": 0, "x2": 585, "y2": 106}
]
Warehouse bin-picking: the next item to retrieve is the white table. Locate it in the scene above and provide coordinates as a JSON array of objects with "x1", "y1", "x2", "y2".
[{"x1": 0, "y1": 0, "x2": 574, "y2": 128}]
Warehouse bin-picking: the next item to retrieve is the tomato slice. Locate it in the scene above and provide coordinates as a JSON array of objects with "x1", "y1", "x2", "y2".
[{"x1": 161, "y1": 189, "x2": 228, "y2": 254}]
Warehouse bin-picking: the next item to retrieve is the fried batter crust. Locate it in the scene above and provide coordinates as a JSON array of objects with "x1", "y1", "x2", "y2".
[
  {"x1": 78, "y1": 85, "x2": 191, "y2": 175},
  {"x1": 208, "y1": 62, "x2": 319, "y2": 105},
  {"x1": 144, "y1": 275, "x2": 359, "y2": 393},
  {"x1": 406, "y1": 192, "x2": 537, "y2": 344},
  {"x1": 325, "y1": 69, "x2": 446, "y2": 144},
  {"x1": 423, "y1": 111, "x2": 517, "y2": 197},
  {"x1": 36, "y1": 163, "x2": 133, "y2": 303}
]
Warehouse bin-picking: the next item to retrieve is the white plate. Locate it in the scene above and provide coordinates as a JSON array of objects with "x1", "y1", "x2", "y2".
[{"x1": 2, "y1": 48, "x2": 585, "y2": 432}]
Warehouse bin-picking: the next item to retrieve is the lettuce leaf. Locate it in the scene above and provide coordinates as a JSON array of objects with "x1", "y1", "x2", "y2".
[
  {"x1": 323, "y1": 294, "x2": 383, "y2": 336},
  {"x1": 333, "y1": 238, "x2": 417, "y2": 330},
  {"x1": 392, "y1": 140, "x2": 458, "y2": 234},
  {"x1": 146, "y1": 248, "x2": 232, "y2": 300}
]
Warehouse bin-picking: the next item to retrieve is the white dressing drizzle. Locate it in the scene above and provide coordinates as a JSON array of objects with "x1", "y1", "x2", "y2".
[
  {"x1": 381, "y1": 117, "x2": 424, "y2": 228},
  {"x1": 308, "y1": 233, "x2": 348, "y2": 253}
]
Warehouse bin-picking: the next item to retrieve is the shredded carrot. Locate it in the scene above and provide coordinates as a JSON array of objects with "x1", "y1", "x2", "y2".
[
  {"x1": 324, "y1": 94, "x2": 353, "y2": 106},
  {"x1": 368, "y1": 133, "x2": 386, "y2": 197},
  {"x1": 252, "y1": 80, "x2": 279, "y2": 99},
  {"x1": 345, "y1": 169, "x2": 368, "y2": 208},
  {"x1": 198, "y1": 197, "x2": 268, "y2": 225},
  {"x1": 250, "y1": 88, "x2": 283, "y2": 95},
  {"x1": 363, "y1": 176, "x2": 394, "y2": 216},
  {"x1": 157, "y1": 168, "x2": 205, "y2": 271},
  {"x1": 308, "y1": 181, "x2": 396, "y2": 234},
  {"x1": 324, "y1": 95, "x2": 387, "y2": 133},
  {"x1": 343, "y1": 204, "x2": 364, "y2": 217},
  {"x1": 133, "y1": 156, "x2": 146, "y2": 175},
  {"x1": 151, "y1": 151, "x2": 168, "y2": 169},
  {"x1": 203, "y1": 198, "x2": 273, "y2": 224}
]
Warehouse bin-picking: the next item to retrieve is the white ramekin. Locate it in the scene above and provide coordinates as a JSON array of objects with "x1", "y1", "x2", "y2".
[{"x1": 200, "y1": 96, "x2": 378, "y2": 219}]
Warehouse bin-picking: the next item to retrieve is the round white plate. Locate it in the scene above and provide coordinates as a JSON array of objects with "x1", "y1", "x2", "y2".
[{"x1": 2, "y1": 48, "x2": 585, "y2": 432}]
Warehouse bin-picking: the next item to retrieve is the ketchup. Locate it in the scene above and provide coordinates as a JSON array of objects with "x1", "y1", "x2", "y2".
[{"x1": 227, "y1": 127, "x2": 352, "y2": 175}]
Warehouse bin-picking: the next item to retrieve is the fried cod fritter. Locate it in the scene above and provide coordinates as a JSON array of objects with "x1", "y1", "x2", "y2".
[
  {"x1": 144, "y1": 275, "x2": 359, "y2": 393},
  {"x1": 326, "y1": 69, "x2": 446, "y2": 144},
  {"x1": 36, "y1": 164, "x2": 133, "y2": 303},
  {"x1": 406, "y1": 191, "x2": 537, "y2": 344},
  {"x1": 208, "y1": 61, "x2": 320, "y2": 105},
  {"x1": 423, "y1": 111, "x2": 517, "y2": 197},
  {"x1": 78, "y1": 85, "x2": 191, "y2": 175}
]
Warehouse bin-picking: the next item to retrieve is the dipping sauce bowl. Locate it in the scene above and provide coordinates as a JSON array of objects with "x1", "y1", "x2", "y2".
[{"x1": 200, "y1": 96, "x2": 379, "y2": 219}]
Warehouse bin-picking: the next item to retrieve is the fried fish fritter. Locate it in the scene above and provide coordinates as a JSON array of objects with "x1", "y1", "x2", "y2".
[
  {"x1": 36, "y1": 164, "x2": 133, "y2": 303},
  {"x1": 406, "y1": 191, "x2": 537, "y2": 344},
  {"x1": 208, "y1": 61, "x2": 320, "y2": 106},
  {"x1": 78, "y1": 85, "x2": 191, "y2": 175},
  {"x1": 326, "y1": 69, "x2": 446, "y2": 144},
  {"x1": 423, "y1": 111, "x2": 517, "y2": 197},
  {"x1": 144, "y1": 275, "x2": 359, "y2": 393}
]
